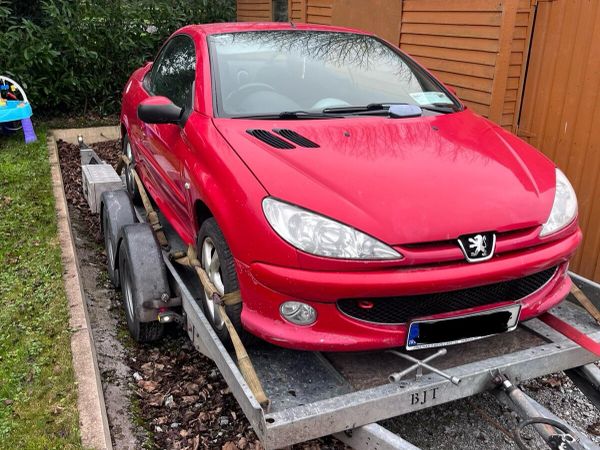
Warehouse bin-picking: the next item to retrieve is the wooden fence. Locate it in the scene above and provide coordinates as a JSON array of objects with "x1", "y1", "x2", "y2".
[
  {"x1": 237, "y1": 0, "x2": 273, "y2": 21},
  {"x1": 517, "y1": 0, "x2": 600, "y2": 281}
]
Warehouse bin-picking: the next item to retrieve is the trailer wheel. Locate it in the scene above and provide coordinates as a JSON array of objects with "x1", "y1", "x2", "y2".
[
  {"x1": 100, "y1": 190, "x2": 136, "y2": 287},
  {"x1": 123, "y1": 134, "x2": 141, "y2": 205},
  {"x1": 197, "y1": 218, "x2": 253, "y2": 345},
  {"x1": 118, "y1": 223, "x2": 169, "y2": 342}
]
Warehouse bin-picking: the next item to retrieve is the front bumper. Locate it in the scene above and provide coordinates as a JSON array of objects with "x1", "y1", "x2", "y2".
[{"x1": 238, "y1": 229, "x2": 581, "y2": 351}]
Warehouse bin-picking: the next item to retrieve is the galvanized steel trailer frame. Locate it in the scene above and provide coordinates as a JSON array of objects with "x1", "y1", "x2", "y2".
[{"x1": 147, "y1": 208, "x2": 600, "y2": 449}]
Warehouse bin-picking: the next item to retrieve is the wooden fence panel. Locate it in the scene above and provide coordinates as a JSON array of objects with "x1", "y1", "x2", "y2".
[
  {"x1": 306, "y1": 0, "x2": 334, "y2": 24},
  {"x1": 331, "y1": 0, "x2": 402, "y2": 43},
  {"x1": 237, "y1": 0, "x2": 273, "y2": 21},
  {"x1": 400, "y1": 0, "x2": 513, "y2": 120},
  {"x1": 288, "y1": 0, "x2": 306, "y2": 22},
  {"x1": 518, "y1": 0, "x2": 600, "y2": 281}
]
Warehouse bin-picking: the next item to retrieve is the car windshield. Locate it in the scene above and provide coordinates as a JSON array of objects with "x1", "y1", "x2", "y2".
[{"x1": 207, "y1": 30, "x2": 460, "y2": 118}]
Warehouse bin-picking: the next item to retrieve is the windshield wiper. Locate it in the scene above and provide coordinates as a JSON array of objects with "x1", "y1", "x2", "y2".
[
  {"x1": 322, "y1": 103, "x2": 405, "y2": 114},
  {"x1": 420, "y1": 103, "x2": 460, "y2": 114},
  {"x1": 323, "y1": 102, "x2": 461, "y2": 115},
  {"x1": 232, "y1": 110, "x2": 345, "y2": 119}
]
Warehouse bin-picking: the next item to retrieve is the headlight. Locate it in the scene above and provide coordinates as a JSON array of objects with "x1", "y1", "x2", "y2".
[
  {"x1": 262, "y1": 197, "x2": 402, "y2": 260},
  {"x1": 540, "y1": 168, "x2": 577, "y2": 237}
]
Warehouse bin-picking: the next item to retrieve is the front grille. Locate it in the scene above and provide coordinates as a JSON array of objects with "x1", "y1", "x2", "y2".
[{"x1": 337, "y1": 266, "x2": 558, "y2": 324}]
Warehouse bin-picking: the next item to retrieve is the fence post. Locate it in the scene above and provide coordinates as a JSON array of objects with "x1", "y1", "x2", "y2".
[
  {"x1": 489, "y1": 0, "x2": 520, "y2": 124},
  {"x1": 287, "y1": 0, "x2": 307, "y2": 22}
]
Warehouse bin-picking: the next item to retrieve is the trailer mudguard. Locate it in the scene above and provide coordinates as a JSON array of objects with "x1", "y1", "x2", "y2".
[
  {"x1": 117, "y1": 222, "x2": 171, "y2": 323},
  {"x1": 100, "y1": 189, "x2": 137, "y2": 287}
]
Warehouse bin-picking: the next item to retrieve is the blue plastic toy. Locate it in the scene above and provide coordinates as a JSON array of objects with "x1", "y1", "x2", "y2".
[{"x1": 0, "y1": 76, "x2": 37, "y2": 144}]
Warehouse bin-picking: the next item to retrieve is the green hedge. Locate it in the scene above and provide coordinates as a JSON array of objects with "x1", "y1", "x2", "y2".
[{"x1": 0, "y1": 0, "x2": 235, "y2": 116}]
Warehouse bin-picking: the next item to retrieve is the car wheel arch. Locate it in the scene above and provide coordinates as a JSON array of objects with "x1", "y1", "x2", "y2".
[
  {"x1": 194, "y1": 198, "x2": 213, "y2": 231},
  {"x1": 192, "y1": 195, "x2": 243, "y2": 260}
]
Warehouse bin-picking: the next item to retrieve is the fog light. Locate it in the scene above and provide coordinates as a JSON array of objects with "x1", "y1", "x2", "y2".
[{"x1": 280, "y1": 301, "x2": 317, "y2": 325}]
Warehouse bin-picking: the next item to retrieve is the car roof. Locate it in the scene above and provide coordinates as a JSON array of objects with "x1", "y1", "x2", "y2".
[{"x1": 178, "y1": 22, "x2": 372, "y2": 38}]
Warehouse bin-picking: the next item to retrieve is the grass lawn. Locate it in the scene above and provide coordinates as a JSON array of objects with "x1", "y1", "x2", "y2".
[{"x1": 0, "y1": 129, "x2": 81, "y2": 449}]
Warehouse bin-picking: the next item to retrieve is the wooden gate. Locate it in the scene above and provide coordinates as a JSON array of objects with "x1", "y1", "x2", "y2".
[{"x1": 518, "y1": 0, "x2": 600, "y2": 281}]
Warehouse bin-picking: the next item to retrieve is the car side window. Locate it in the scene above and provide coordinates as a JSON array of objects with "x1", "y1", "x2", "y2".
[{"x1": 150, "y1": 35, "x2": 196, "y2": 109}]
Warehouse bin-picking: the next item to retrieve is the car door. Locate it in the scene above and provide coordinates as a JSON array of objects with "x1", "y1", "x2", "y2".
[{"x1": 141, "y1": 34, "x2": 196, "y2": 229}]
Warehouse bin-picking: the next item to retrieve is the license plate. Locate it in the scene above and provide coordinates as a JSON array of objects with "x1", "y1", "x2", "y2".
[{"x1": 406, "y1": 304, "x2": 521, "y2": 351}]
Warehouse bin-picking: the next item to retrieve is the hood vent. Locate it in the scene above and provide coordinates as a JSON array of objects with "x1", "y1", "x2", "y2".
[
  {"x1": 246, "y1": 129, "x2": 295, "y2": 149},
  {"x1": 273, "y1": 129, "x2": 320, "y2": 148}
]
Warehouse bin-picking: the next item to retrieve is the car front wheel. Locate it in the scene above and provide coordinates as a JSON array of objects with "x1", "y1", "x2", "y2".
[{"x1": 196, "y1": 218, "x2": 253, "y2": 346}]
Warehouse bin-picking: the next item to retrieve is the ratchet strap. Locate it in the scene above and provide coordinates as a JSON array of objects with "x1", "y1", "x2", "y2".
[
  {"x1": 171, "y1": 249, "x2": 242, "y2": 306},
  {"x1": 116, "y1": 154, "x2": 128, "y2": 175},
  {"x1": 539, "y1": 312, "x2": 600, "y2": 356},
  {"x1": 118, "y1": 154, "x2": 169, "y2": 248},
  {"x1": 570, "y1": 281, "x2": 600, "y2": 325},
  {"x1": 174, "y1": 246, "x2": 268, "y2": 409}
]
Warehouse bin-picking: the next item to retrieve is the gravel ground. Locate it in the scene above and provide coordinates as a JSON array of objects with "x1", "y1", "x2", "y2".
[{"x1": 57, "y1": 138, "x2": 600, "y2": 449}]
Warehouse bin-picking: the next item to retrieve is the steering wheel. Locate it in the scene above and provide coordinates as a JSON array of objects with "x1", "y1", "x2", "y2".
[
  {"x1": 311, "y1": 98, "x2": 352, "y2": 110},
  {"x1": 225, "y1": 82, "x2": 276, "y2": 104}
]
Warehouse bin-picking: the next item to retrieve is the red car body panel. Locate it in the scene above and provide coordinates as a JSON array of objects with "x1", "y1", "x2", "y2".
[
  {"x1": 213, "y1": 112, "x2": 556, "y2": 246},
  {"x1": 120, "y1": 22, "x2": 582, "y2": 351}
]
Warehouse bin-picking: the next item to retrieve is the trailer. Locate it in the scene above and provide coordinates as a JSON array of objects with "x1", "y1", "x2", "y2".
[{"x1": 94, "y1": 143, "x2": 600, "y2": 449}]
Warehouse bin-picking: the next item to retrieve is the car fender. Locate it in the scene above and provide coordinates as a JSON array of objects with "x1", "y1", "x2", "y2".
[{"x1": 181, "y1": 114, "x2": 300, "y2": 268}]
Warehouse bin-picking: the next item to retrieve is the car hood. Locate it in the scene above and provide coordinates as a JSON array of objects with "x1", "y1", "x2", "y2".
[{"x1": 213, "y1": 110, "x2": 556, "y2": 245}]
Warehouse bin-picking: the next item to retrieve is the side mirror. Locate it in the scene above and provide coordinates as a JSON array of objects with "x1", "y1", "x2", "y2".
[{"x1": 138, "y1": 96, "x2": 182, "y2": 125}]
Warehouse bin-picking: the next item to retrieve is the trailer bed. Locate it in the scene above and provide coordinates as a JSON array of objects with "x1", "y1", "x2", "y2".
[{"x1": 142, "y1": 207, "x2": 600, "y2": 449}]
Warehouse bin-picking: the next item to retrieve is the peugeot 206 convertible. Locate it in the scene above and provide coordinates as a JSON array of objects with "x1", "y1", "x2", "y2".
[{"x1": 120, "y1": 22, "x2": 581, "y2": 351}]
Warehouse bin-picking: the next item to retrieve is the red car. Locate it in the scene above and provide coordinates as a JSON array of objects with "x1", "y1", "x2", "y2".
[{"x1": 120, "y1": 22, "x2": 581, "y2": 351}]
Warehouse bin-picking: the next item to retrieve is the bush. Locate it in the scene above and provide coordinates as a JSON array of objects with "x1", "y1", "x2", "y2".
[{"x1": 0, "y1": 0, "x2": 235, "y2": 116}]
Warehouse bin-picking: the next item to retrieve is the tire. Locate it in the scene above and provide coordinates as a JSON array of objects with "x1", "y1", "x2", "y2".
[
  {"x1": 197, "y1": 218, "x2": 254, "y2": 346},
  {"x1": 118, "y1": 223, "x2": 169, "y2": 342},
  {"x1": 122, "y1": 134, "x2": 141, "y2": 205},
  {"x1": 100, "y1": 190, "x2": 136, "y2": 288}
]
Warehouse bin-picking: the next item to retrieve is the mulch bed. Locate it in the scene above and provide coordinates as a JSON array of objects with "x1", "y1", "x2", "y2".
[
  {"x1": 56, "y1": 138, "x2": 344, "y2": 450},
  {"x1": 57, "y1": 139, "x2": 121, "y2": 240}
]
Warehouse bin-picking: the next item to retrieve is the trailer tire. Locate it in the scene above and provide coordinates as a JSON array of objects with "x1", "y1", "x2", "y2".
[
  {"x1": 100, "y1": 190, "x2": 136, "y2": 288},
  {"x1": 123, "y1": 134, "x2": 141, "y2": 205},
  {"x1": 118, "y1": 223, "x2": 169, "y2": 342},
  {"x1": 197, "y1": 218, "x2": 254, "y2": 346}
]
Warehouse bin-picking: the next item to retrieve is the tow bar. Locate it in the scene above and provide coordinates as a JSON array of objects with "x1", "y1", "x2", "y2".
[{"x1": 495, "y1": 374, "x2": 595, "y2": 450}]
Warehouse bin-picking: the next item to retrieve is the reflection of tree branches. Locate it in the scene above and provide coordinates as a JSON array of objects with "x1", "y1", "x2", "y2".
[
  {"x1": 154, "y1": 37, "x2": 196, "y2": 106},
  {"x1": 213, "y1": 31, "x2": 416, "y2": 84},
  {"x1": 311, "y1": 119, "x2": 493, "y2": 166}
]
